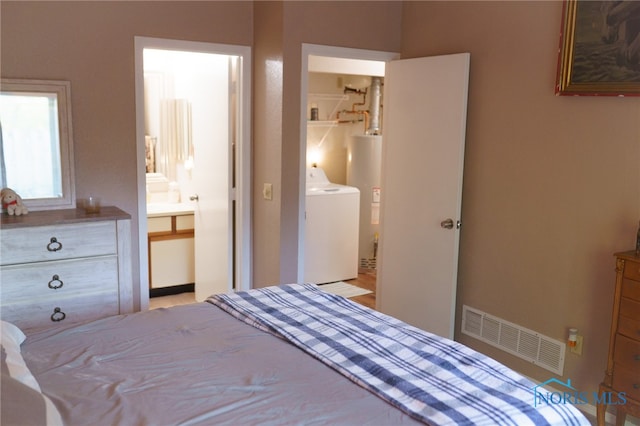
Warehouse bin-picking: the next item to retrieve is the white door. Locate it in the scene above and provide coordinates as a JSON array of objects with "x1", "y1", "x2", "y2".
[
  {"x1": 377, "y1": 53, "x2": 470, "y2": 339},
  {"x1": 187, "y1": 54, "x2": 233, "y2": 301}
]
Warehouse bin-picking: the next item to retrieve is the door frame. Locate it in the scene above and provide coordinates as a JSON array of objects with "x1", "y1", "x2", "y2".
[
  {"x1": 298, "y1": 44, "x2": 398, "y2": 283},
  {"x1": 135, "y1": 37, "x2": 252, "y2": 310}
]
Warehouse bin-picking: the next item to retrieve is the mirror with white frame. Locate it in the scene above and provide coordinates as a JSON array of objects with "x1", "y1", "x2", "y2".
[{"x1": 0, "y1": 79, "x2": 76, "y2": 210}]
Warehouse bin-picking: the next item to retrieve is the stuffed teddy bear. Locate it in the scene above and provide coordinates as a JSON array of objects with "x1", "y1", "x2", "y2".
[{"x1": 1, "y1": 188, "x2": 29, "y2": 216}]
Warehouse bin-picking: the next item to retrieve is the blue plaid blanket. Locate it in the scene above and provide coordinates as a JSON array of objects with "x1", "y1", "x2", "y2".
[{"x1": 207, "y1": 284, "x2": 589, "y2": 426}]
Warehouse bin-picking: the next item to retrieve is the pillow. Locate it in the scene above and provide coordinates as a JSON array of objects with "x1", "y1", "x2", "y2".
[
  {"x1": 1, "y1": 320, "x2": 40, "y2": 391},
  {"x1": 1, "y1": 320, "x2": 26, "y2": 346},
  {"x1": 1, "y1": 320, "x2": 63, "y2": 425}
]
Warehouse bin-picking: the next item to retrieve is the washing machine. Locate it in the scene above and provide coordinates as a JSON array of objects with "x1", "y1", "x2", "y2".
[{"x1": 304, "y1": 167, "x2": 360, "y2": 284}]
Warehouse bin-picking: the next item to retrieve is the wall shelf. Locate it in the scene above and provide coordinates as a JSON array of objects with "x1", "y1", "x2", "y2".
[
  {"x1": 308, "y1": 93, "x2": 349, "y2": 121},
  {"x1": 307, "y1": 120, "x2": 339, "y2": 127},
  {"x1": 307, "y1": 93, "x2": 349, "y2": 147}
]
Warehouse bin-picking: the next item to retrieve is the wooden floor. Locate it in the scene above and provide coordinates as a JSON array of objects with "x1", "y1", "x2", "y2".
[
  {"x1": 345, "y1": 268, "x2": 377, "y2": 309},
  {"x1": 149, "y1": 269, "x2": 378, "y2": 310}
]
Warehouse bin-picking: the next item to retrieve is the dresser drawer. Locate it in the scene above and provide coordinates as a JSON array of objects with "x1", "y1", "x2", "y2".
[
  {"x1": 622, "y1": 278, "x2": 640, "y2": 303},
  {"x1": 619, "y1": 316, "x2": 640, "y2": 341},
  {"x1": 614, "y1": 334, "x2": 640, "y2": 373},
  {"x1": 1, "y1": 291, "x2": 120, "y2": 333},
  {"x1": 1, "y1": 256, "x2": 119, "y2": 303},
  {"x1": 621, "y1": 297, "x2": 640, "y2": 322},
  {"x1": 612, "y1": 363, "x2": 640, "y2": 401},
  {"x1": 624, "y1": 259, "x2": 640, "y2": 282},
  {"x1": 0, "y1": 222, "x2": 117, "y2": 265}
]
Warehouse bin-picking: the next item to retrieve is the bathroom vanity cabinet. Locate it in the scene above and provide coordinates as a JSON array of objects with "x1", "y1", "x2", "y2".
[
  {"x1": 0, "y1": 207, "x2": 133, "y2": 332},
  {"x1": 147, "y1": 207, "x2": 195, "y2": 289}
]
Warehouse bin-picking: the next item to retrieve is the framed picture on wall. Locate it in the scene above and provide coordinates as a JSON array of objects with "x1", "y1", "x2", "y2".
[{"x1": 556, "y1": 0, "x2": 640, "y2": 96}]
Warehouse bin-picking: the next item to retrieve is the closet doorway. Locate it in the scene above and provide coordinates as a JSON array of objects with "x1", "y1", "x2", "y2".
[
  {"x1": 135, "y1": 37, "x2": 251, "y2": 310},
  {"x1": 300, "y1": 45, "x2": 469, "y2": 339}
]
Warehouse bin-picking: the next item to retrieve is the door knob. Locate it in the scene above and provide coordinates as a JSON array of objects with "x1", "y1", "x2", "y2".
[
  {"x1": 440, "y1": 218, "x2": 461, "y2": 229},
  {"x1": 189, "y1": 194, "x2": 199, "y2": 201},
  {"x1": 441, "y1": 219, "x2": 454, "y2": 229}
]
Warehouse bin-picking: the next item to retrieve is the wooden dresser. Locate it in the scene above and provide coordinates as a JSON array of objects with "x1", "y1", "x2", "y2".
[
  {"x1": 0, "y1": 207, "x2": 133, "y2": 333},
  {"x1": 597, "y1": 250, "x2": 640, "y2": 425}
]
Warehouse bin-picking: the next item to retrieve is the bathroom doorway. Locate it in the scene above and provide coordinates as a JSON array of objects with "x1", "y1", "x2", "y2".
[{"x1": 135, "y1": 37, "x2": 251, "y2": 310}]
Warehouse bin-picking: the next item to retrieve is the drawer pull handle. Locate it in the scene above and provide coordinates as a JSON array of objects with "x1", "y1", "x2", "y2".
[
  {"x1": 635, "y1": 354, "x2": 640, "y2": 361},
  {"x1": 48, "y1": 275, "x2": 64, "y2": 290},
  {"x1": 50, "y1": 307, "x2": 66, "y2": 322},
  {"x1": 634, "y1": 384, "x2": 640, "y2": 390},
  {"x1": 47, "y1": 237, "x2": 63, "y2": 252}
]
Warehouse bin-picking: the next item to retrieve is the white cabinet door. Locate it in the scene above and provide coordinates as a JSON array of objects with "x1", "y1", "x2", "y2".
[
  {"x1": 377, "y1": 53, "x2": 470, "y2": 339},
  {"x1": 150, "y1": 238, "x2": 195, "y2": 288}
]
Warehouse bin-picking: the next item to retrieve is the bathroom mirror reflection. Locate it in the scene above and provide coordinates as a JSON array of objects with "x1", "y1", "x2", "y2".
[{"x1": 0, "y1": 79, "x2": 76, "y2": 210}]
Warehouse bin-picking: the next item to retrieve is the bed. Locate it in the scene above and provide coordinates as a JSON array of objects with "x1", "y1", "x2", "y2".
[{"x1": 2, "y1": 283, "x2": 589, "y2": 426}]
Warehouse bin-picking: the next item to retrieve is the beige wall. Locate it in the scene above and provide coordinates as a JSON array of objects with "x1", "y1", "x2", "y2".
[
  {"x1": 1, "y1": 1, "x2": 253, "y2": 308},
  {"x1": 401, "y1": 0, "x2": 640, "y2": 397},
  {"x1": 252, "y1": 1, "x2": 284, "y2": 287}
]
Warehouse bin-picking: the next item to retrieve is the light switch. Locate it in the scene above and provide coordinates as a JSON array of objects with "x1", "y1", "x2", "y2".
[{"x1": 263, "y1": 183, "x2": 273, "y2": 200}]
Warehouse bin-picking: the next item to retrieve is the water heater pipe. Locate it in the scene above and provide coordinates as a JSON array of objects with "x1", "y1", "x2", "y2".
[
  {"x1": 367, "y1": 77, "x2": 382, "y2": 135},
  {"x1": 337, "y1": 88, "x2": 370, "y2": 130}
]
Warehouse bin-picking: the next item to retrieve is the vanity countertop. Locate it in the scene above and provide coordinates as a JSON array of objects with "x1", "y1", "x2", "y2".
[{"x1": 146, "y1": 203, "x2": 194, "y2": 218}]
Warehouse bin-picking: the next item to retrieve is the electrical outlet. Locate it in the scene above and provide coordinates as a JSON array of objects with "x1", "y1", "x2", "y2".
[
  {"x1": 570, "y1": 335, "x2": 583, "y2": 356},
  {"x1": 263, "y1": 183, "x2": 273, "y2": 200}
]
